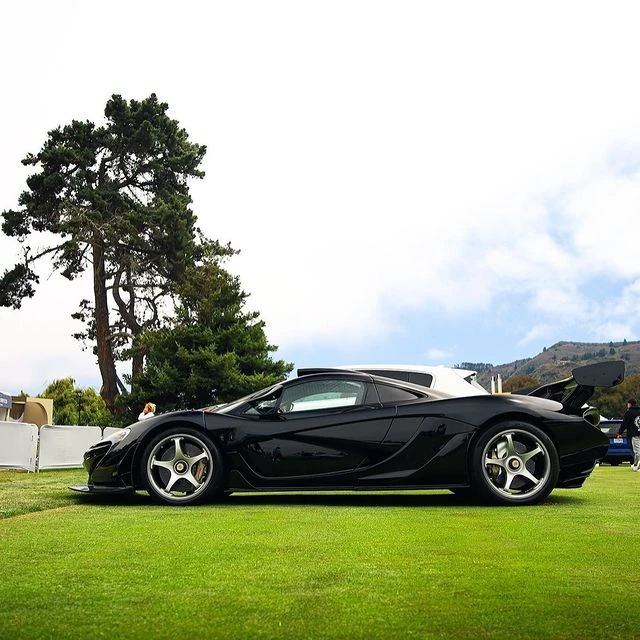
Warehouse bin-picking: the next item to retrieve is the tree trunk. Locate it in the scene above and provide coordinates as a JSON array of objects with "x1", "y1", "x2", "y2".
[
  {"x1": 127, "y1": 264, "x2": 145, "y2": 384},
  {"x1": 92, "y1": 241, "x2": 120, "y2": 412},
  {"x1": 131, "y1": 331, "x2": 145, "y2": 380}
]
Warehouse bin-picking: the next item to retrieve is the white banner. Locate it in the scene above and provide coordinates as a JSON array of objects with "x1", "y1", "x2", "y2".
[
  {"x1": 0, "y1": 421, "x2": 38, "y2": 472},
  {"x1": 37, "y1": 425, "x2": 103, "y2": 470}
]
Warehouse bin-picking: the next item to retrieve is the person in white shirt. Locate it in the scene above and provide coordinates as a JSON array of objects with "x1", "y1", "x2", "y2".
[{"x1": 138, "y1": 402, "x2": 156, "y2": 421}]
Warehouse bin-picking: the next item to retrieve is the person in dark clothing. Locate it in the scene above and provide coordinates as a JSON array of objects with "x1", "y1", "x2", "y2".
[{"x1": 617, "y1": 398, "x2": 640, "y2": 471}]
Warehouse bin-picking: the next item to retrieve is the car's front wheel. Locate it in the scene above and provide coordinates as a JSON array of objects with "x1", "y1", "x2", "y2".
[
  {"x1": 141, "y1": 427, "x2": 223, "y2": 505},
  {"x1": 470, "y1": 422, "x2": 559, "y2": 506}
]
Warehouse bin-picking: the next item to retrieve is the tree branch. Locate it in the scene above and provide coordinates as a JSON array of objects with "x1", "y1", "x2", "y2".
[{"x1": 112, "y1": 266, "x2": 141, "y2": 333}]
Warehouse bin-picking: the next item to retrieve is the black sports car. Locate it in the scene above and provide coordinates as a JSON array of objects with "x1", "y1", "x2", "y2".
[{"x1": 71, "y1": 361, "x2": 624, "y2": 506}]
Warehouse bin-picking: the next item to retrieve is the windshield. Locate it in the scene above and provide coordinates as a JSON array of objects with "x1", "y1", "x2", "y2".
[{"x1": 210, "y1": 383, "x2": 282, "y2": 415}]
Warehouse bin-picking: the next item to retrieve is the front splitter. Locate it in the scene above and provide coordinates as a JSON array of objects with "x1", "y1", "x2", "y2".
[{"x1": 69, "y1": 485, "x2": 134, "y2": 494}]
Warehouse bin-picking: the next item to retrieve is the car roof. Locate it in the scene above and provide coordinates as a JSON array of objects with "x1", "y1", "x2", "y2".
[{"x1": 297, "y1": 364, "x2": 488, "y2": 396}]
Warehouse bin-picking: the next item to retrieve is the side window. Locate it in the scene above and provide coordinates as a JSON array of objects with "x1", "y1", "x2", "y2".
[
  {"x1": 408, "y1": 372, "x2": 433, "y2": 388},
  {"x1": 376, "y1": 383, "x2": 423, "y2": 404},
  {"x1": 364, "y1": 369, "x2": 409, "y2": 382},
  {"x1": 280, "y1": 379, "x2": 367, "y2": 413}
]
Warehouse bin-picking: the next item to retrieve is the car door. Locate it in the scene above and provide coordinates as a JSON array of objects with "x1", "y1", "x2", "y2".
[
  {"x1": 354, "y1": 381, "x2": 468, "y2": 486},
  {"x1": 235, "y1": 376, "x2": 397, "y2": 487}
]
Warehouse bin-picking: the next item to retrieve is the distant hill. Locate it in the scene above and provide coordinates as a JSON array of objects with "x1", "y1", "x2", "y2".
[{"x1": 470, "y1": 340, "x2": 640, "y2": 389}]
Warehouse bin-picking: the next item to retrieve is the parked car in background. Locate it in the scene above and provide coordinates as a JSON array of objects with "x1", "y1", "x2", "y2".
[{"x1": 599, "y1": 419, "x2": 633, "y2": 465}]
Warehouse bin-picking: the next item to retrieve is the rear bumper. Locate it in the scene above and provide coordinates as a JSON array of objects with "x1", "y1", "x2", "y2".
[
  {"x1": 556, "y1": 438, "x2": 609, "y2": 488},
  {"x1": 556, "y1": 460, "x2": 599, "y2": 488}
]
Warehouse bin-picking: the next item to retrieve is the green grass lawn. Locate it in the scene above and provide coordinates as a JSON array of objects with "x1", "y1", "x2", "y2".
[{"x1": 1, "y1": 465, "x2": 639, "y2": 640}]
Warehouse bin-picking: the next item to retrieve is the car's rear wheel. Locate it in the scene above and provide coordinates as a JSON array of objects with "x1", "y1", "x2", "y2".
[
  {"x1": 141, "y1": 427, "x2": 223, "y2": 505},
  {"x1": 470, "y1": 422, "x2": 559, "y2": 506}
]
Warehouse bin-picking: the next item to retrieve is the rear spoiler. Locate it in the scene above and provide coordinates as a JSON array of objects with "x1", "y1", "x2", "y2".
[{"x1": 514, "y1": 360, "x2": 625, "y2": 412}]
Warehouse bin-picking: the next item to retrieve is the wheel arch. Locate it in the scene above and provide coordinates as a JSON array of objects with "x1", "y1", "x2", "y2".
[
  {"x1": 130, "y1": 419, "x2": 225, "y2": 489},
  {"x1": 466, "y1": 411, "x2": 558, "y2": 460}
]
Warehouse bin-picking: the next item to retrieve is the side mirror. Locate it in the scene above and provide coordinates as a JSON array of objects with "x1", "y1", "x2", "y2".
[{"x1": 255, "y1": 400, "x2": 277, "y2": 415}]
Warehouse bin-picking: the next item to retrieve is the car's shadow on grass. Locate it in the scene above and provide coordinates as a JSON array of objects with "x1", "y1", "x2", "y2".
[
  {"x1": 222, "y1": 491, "x2": 586, "y2": 508},
  {"x1": 70, "y1": 489, "x2": 587, "y2": 509}
]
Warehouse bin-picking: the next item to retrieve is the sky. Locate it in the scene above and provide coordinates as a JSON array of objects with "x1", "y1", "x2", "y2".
[{"x1": 2, "y1": 1, "x2": 640, "y2": 394}]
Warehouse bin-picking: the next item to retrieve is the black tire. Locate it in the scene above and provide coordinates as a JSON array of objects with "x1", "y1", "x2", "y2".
[
  {"x1": 470, "y1": 421, "x2": 559, "y2": 506},
  {"x1": 141, "y1": 427, "x2": 224, "y2": 506}
]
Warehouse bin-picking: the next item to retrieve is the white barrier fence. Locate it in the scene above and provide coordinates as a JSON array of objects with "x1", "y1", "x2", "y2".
[
  {"x1": 0, "y1": 422, "x2": 39, "y2": 472},
  {"x1": 0, "y1": 421, "x2": 117, "y2": 472},
  {"x1": 37, "y1": 425, "x2": 103, "y2": 470}
]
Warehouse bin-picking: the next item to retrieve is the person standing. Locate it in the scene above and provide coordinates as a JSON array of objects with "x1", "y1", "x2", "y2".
[{"x1": 617, "y1": 398, "x2": 640, "y2": 471}]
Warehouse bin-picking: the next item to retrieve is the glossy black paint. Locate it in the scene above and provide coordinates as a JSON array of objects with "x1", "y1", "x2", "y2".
[{"x1": 77, "y1": 371, "x2": 610, "y2": 503}]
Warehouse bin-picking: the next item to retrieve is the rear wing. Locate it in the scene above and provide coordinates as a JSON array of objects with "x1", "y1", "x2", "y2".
[{"x1": 514, "y1": 360, "x2": 625, "y2": 412}]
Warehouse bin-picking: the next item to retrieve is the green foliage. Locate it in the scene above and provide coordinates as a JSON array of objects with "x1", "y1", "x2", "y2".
[
  {"x1": 39, "y1": 378, "x2": 111, "y2": 426},
  {"x1": 591, "y1": 374, "x2": 640, "y2": 418},
  {"x1": 0, "y1": 93, "x2": 223, "y2": 411},
  {"x1": 502, "y1": 375, "x2": 540, "y2": 392},
  {"x1": 1, "y1": 94, "x2": 208, "y2": 307},
  {"x1": 124, "y1": 256, "x2": 292, "y2": 417},
  {"x1": 571, "y1": 347, "x2": 616, "y2": 362}
]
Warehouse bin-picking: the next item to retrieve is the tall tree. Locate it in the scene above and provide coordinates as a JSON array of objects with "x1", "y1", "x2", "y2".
[{"x1": 0, "y1": 94, "x2": 228, "y2": 411}]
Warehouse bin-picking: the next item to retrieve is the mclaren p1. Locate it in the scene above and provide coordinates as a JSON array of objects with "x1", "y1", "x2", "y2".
[{"x1": 71, "y1": 361, "x2": 624, "y2": 506}]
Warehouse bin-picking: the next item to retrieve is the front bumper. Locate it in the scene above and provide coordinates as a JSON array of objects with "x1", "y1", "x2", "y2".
[{"x1": 79, "y1": 436, "x2": 137, "y2": 492}]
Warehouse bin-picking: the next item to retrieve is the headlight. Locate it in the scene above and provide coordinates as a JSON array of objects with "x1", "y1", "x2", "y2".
[{"x1": 106, "y1": 428, "x2": 131, "y2": 444}]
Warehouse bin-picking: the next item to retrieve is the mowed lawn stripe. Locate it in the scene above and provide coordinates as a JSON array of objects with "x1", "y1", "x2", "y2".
[{"x1": 0, "y1": 468, "x2": 639, "y2": 639}]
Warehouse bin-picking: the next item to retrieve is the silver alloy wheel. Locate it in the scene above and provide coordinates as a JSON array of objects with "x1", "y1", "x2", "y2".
[
  {"x1": 481, "y1": 428, "x2": 552, "y2": 501},
  {"x1": 146, "y1": 433, "x2": 213, "y2": 503}
]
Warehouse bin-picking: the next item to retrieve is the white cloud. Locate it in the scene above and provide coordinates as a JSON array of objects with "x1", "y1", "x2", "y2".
[
  {"x1": 563, "y1": 172, "x2": 640, "y2": 279},
  {"x1": 519, "y1": 324, "x2": 554, "y2": 346},
  {"x1": 0, "y1": 272, "x2": 98, "y2": 393},
  {"x1": 3, "y1": 1, "x2": 640, "y2": 390},
  {"x1": 425, "y1": 348, "x2": 453, "y2": 362},
  {"x1": 592, "y1": 323, "x2": 635, "y2": 343}
]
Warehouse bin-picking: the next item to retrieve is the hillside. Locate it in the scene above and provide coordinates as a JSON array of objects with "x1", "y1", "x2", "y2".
[{"x1": 474, "y1": 340, "x2": 640, "y2": 388}]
